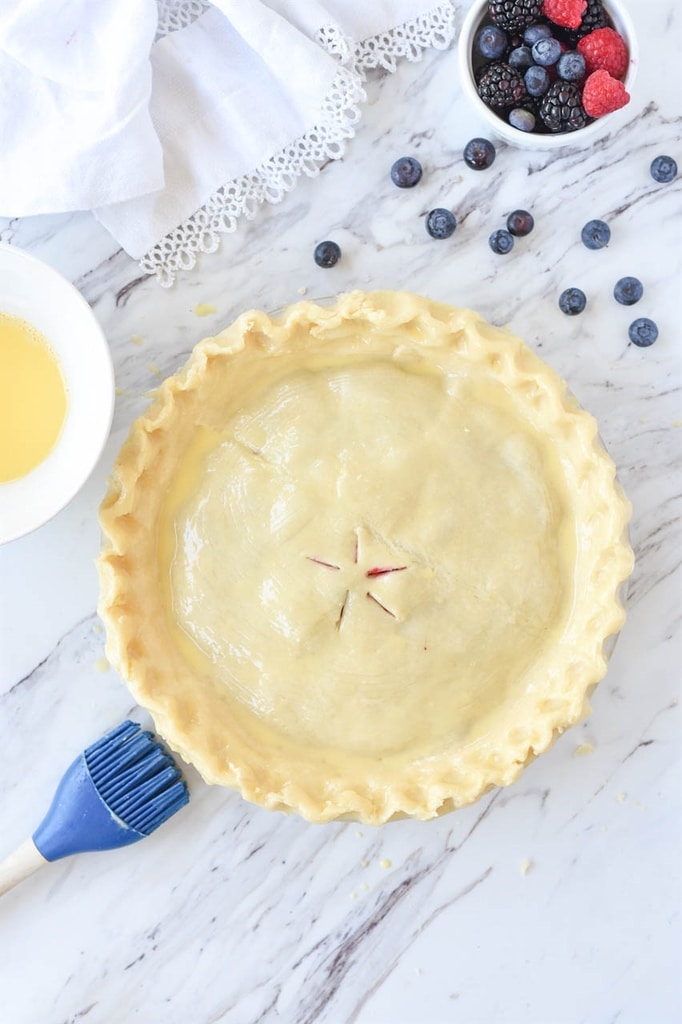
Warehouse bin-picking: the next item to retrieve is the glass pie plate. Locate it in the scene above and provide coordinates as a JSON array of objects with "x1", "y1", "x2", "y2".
[{"x1": 97, "y1": 292, "x2": 634, "y2": 823}]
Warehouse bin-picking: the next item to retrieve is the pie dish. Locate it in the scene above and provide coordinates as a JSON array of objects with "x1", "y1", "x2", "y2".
[{"x1": 98, "y1": 291, "x2": 634, "y2": 824}]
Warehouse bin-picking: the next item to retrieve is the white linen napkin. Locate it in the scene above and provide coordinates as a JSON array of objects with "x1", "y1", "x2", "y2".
[
  {"x1": 0, "y1": 0, "x2": 163, "y2": 215},
  {"x1": 94, "y1": 3, "x2": 344, "y2": 263},
  {"x1": 0, "y1": 0, "x2": 457, "y2": 284}
]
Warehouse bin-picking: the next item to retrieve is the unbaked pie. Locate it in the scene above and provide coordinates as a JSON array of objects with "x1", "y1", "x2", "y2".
[{"x1": 98, "y1": 291, "x2": 633, "y2": 823}]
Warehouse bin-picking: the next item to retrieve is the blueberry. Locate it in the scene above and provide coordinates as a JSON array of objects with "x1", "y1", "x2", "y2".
[
  {"x1": 509, "y1": 108, "x2": 536, "y2": 131},
  {"x1": 525, "y1": 65, "x2": 550, "y2": 97},
  {"x1": 463, "y1": 137, "x2": 496, "y2": 170},
  {"x1": 314, "y1": 240, "x2": 341, "y2": 268},
  {"x1": 390, "y1": 156, "x2": 423, "y2": 189},
  {"x1": 475, "y1": 24, "x2": 508, "y2": 60},
  {"x1": 532, "y1": 37, "x2": 562, "y2": 67},
  {"x1": 650, "y1": 155, "x2": 677, "y2": 184},
  {"x1": 489, "y1": 229, "x2": 514, "y2": 255},
  {"x1": 524, "y1": 23, "x2": 552, "y2": 45},
  {"x1": 614, "y1": 276, "x2": 643, "y2": 306},
  {"x1": 426, "y1": 208, "x2": 457, "y2": 239},
  {"x1": 628, "y1": 318, "x2": 658, "y2": 347},
  {"x1": 557, "y1": 51, "x2": 586, "y2": 82},
  {"x1": 559, "y1": 288, "x2": 587, "y2": 315},
  {"x1": 508, "y1": 45, "x2": 534, "y2": 71},
  {"x1": 581, "y1": 219, "x2": 610, "y2": 249},
  {"x1": 507, "y1": 209, "x2": 534, "y2": 236}
]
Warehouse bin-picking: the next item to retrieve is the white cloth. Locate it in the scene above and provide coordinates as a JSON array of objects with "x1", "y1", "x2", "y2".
[
  {"x1": 0, "y1": 0, "x2": 163, "y2": 214},
  {"x1": 94, "y1": 3, "x2": 342, "y2": 261},
  {"x1": 0, "y1": 0, "x2": 457, "y2": 284}
]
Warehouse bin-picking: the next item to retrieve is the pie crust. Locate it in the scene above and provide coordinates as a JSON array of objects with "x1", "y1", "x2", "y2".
[{"x1": 98, "y1": 291, "x2": 634, "y2": 824}]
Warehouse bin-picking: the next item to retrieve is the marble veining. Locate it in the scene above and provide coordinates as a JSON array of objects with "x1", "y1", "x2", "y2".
[{"x1": 1, "y1": 3, "x2": 681, "y2": 1022}]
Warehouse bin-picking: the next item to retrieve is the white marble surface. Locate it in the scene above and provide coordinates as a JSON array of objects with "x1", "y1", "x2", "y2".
[{"x1": 1, "y1": 4, "x2": 681, "y2": 1023}]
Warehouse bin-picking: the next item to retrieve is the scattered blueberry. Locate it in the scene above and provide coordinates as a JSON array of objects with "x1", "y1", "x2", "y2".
[
  {"x1": 532, "y1": 37, "x2": 562, "y2": 67},
  {"x1": 509, "y1": 108, "x2": 536, "y2": 132},
  {"x1": 463, "y1": 137, "x2": 496, "y2": 170},
  {"x1": 557, "y1": 51, "x2": 586, "y2": 82},
  {"x1": 559, "y1": 288, "x2": 587, "y2": 315},
  {"x1": 524, "y1": 23, "x2": 552, "y2": 45},
  {"x1": 489, "y1": 229, "x2": 514, "y2": 255},
  {"x1": 628, "y1": 318, "x2": 658, "y2": 347},
  {"x1": 508, "y1": 45, "x2": 534, "y2": 71},
  {"x1": 614, "y1": 276, "x2": 643, "y2": 306},
  {"x1": 650, "y1": 155, "x2": 677, "y2": 184},
  {"x1": 581, "y1": 219, "x2": 611, "y2": 250},
  {"x1": 476, "y1": 24, "x2": 508, "y2": 60},
  {"x1": 525, "y1": 65, "x2": 550, "y2": 98},
  {"x1": 426, "y1": 208, "x2": 457, "y2": 239},
  {"x1": 507, "y1": 209, "x2": 534, "y2": 236},
  {"x1": 314, "y1": 240, "x2": 341, "y2": 268},
  {"x1": 390, "y1": 156, "x2": 423, "y2": 189}
]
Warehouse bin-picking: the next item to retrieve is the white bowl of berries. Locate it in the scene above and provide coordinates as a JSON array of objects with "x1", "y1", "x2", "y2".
[{"x1": 458, "y1": 0, "x2": 638, "y2": 149}]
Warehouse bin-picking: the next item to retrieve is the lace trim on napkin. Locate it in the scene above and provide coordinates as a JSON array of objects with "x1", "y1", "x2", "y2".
[
  {"x1": 354, "y1": 4, "x2": 457, "y2": 72},
  {"x1": 142, "y1": 1, "x2": 457, "y2": 286},
  {"x1": 156, "y1": 0, "x2": 209, "y2": 37}
]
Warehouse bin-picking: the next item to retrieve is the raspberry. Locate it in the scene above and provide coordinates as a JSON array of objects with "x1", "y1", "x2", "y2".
[
  {"x1": 577, "y1": 27, "x2": 629, "y2": 79},
  {"x1": 582, "y1": 69, "x2": 630, "y2": 117},
  {"x1": 541, "y1": 0, "x2": 586, "y2": 29}
]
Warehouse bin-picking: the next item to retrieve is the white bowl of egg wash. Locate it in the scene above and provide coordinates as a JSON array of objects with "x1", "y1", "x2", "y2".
[{"x1": 0, "y1": 244, "x2": 115, "y2": 544}]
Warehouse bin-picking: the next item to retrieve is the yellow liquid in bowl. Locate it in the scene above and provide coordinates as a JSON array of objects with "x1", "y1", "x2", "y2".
[{"x1": 0, "y1": 312, "x2": 68, "y2": 483}]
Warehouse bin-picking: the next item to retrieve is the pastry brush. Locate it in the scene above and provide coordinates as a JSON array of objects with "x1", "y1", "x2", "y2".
[{"x1": 0, "y1": 720, "x2": 189, "y2": 897}]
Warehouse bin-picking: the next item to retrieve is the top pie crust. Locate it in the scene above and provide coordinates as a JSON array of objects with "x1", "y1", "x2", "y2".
[{"x1": 98, "y1": 291, "x2": 634, "y2": 824}]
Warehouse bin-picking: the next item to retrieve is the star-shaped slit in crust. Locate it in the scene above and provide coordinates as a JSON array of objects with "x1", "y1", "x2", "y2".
[{"x1": 307, "y1": 529, "x2": 409, "y2": 628}]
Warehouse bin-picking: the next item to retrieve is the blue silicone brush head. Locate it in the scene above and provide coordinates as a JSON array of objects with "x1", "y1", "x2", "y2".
[{"x1": 33, "y1": 721, "x2": 189, "y2": 862}]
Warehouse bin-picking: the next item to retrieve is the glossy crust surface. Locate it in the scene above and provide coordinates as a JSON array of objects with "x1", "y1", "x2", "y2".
[{"x1": 98, "y1": 291, "x2": 634, "y2": 823}]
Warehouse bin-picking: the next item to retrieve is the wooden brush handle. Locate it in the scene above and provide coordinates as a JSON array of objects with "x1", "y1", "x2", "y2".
[{"x1": 0, "y1": 839, "x2": 48, "y2": 897}]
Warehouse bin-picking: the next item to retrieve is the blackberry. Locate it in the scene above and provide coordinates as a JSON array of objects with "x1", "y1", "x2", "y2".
[
  {"x1": 477, "y1": 62, "x2": 527, "y2": 110},
  {"x1": 516, "y1": 92, "x2": 540, "y2": 115},
  {"x1": 577, "y1": 0, "x2": 610, "y2": 38},
  {"x1": 539, "y1": 81, "x2": 589, "y2": 132},
  {"x1": 489, "y1": 0, "x2": 542, "y2": 35}
]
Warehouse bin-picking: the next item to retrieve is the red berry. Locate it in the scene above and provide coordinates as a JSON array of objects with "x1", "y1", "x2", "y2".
[
  {"x1": 577, "y1": 27, "x2": 629, "y2": 79},
  {"x1": 541, "y1": 0, "x2": 587, "y2": 29},
  {"x1": 582, "y1": 69, "x2": 630, "y2": 117}
]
